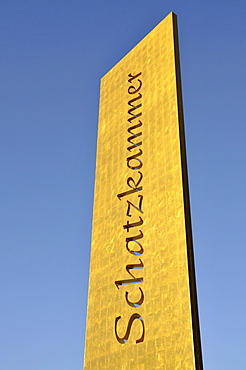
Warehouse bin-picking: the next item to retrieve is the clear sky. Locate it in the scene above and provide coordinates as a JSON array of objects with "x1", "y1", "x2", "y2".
[{"x1": 1, "y1": 1, "x2": 246, "y2": 369}]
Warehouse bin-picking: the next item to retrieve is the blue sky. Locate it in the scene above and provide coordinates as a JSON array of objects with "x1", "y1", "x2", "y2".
[{"x1": 1, "y1": 1, "x2": 246, "y2": 369}]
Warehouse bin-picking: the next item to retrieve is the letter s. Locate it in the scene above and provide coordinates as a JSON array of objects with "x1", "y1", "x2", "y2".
[{"x1": 114, "y1": 313, "x2": 145, "y2": 344}]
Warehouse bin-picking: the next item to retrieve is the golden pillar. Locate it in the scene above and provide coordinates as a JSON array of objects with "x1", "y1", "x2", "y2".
[{"x1": 84, "y1": 12, "x2": 203, "y2": 369}]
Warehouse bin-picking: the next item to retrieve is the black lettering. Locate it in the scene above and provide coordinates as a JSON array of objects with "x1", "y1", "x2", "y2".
[
  {"x1": 125, "y1": 287, "x2": 144, "y2": 307},
  {"x1": 128, "y1": 79, "x2": 142, "y2": 94},
  {"x1": 115, "y1": 276, "x2": 143, "y2": 289},
  {"x1": 128, "y1": 72, "x2": 142, "y2": 84},
  {"x1": 126, "y1": 258, "x2": 143, "y2": 277},
  {"x1": 117, "y1": 171, "x2": 143, "y2": 200},
  {"x1": 127, "y1": 120, "x2": 142, "y2": 152},
  {"x1": 126, "y1": 195, "x2": 143, "y2": 217},
  {"x1": 127, "y1": 149, "x2": 143, "y2": 170},
  {"x1": 128, "y1": 94, "x2": 142, "y2": 124},
  {"x1": 123, "y1": 216, "x2": 143, "y2": 232},
  {"x1": 126, "y1": 231, "x2": 144, "y2": 255},
  {"x1": 115, "y1": 313, "x2": 145, "y2": 344},
  {"x1": 115, "y1": 259, "x2": 143, "y2": 289}
]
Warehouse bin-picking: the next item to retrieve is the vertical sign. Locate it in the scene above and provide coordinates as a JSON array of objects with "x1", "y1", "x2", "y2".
[{"x1": 84, "y1": 12, "x2": 203, "y2": 369}]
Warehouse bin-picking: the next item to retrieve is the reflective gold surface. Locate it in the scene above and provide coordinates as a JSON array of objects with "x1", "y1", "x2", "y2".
[{"x1": 84, "y1": 12, "x2": 202, "y2": 369}]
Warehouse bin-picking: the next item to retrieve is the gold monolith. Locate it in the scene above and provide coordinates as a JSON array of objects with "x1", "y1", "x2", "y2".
[{"x1": 84, "y1": 12, "x2": 203, "y2": 369}]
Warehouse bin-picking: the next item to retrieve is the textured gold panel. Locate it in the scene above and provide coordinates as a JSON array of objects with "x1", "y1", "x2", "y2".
[{"x1": 84, "y1": 12, "x2": 203, "y2": 369}]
